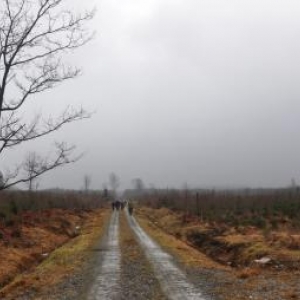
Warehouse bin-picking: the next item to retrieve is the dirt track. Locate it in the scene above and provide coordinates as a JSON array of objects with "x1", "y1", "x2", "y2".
[
  {"x1": 87, "y1": 210, "x2": 208, "y2": 300},
  {"x1": 4, "y1": 208, "x2": 299, "y2": 300},
  {"x1": 126, "y1": 210, "x2": 206, "y2": 300},
  {"x1": 86, "y1": 210, "x2": 300, "y2": 300},
  {"x1": 87, "y1": 211, "x2": 121, "y2": 300}
]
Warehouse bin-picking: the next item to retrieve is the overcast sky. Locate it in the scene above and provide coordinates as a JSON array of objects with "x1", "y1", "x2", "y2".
[{"x1": 5, "y1": 0, "x2": 300, "y2": 190}]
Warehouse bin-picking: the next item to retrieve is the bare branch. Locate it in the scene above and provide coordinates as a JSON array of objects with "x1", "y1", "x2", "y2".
[
  {"x1": 0, "y1": 0, "x2": 94, "y2": 190},
  {"x1": 0, "y1": 107, "x2": 90, "y2": 153},
  {"x1": 3, "y1": 60, "x2": 81, "y2": 111},
  {"x1": 0, "y1": 142, "x2": 81, "y2": 190},
  {"x1": 0, "y1": 0, "x2": 94, "y2": 114}
]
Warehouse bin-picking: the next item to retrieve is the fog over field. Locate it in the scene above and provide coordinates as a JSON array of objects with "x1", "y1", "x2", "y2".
[{"x1": 5, "y1": 0, "x2": 300, "y2": 190}]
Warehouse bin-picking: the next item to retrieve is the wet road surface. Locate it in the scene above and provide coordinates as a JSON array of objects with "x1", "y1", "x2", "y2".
[
  {"x1": 87, "y1": 210, "x2": 207, "y2": 300},
  {"x1": 87, "y1": 211, "x2": 121, "y2": 300},
  {"x1": 126, "y1": 211, "x2": 206, "y2": 300}
]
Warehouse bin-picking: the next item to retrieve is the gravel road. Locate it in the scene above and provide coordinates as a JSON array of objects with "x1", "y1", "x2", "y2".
[
  {"x1": 87, "y1": 210, "x2": 121, "y2": 300},
  {"x1": 119, "y1": 211, "x2": 167, "y2": 300},
  {"x1": 126, "y1": 210, "x2": 207, "y2": 300},
  {"x1": 8, "y1": 209, "x2": 298, "y2": 300},
  {"x1": 83, "y1": 210, "x2": 209, "y2": 300}
]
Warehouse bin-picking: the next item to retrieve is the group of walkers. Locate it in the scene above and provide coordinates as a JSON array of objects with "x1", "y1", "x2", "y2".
[
  {"x1": 111, "y1": 199, "x2": 134, "y2": 215},
  {"x1": 111, "y1": 200, "x2": 126, "y2": 211}
]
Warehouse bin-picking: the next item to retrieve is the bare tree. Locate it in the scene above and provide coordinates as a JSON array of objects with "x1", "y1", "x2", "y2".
[
  {"x1": 0, "y1": 0, "x2": 95, "y2": 189},
  {"x1": 83, "y1": 174, "x2": 91, "y2": 193},
  {"x1": 0, "y1": 171, "x2": 4, "y2": 189},
  {"x1": 131, "y1": 177, "x2": 145, "y2": 198},
  {"x1": 102, "y1": 183, "x2": 109, "y2": 199},
  {"x1": 109, "y1": 172, "x2": 120, "y2": 196},
  {"x1": 3, "y1": 142, "x2": 79, "y2": 190},
  {"x1": 132, "y1": 178, "x2": 145, "y2": 191},
  {"x1": 24, "y1": 152, "x2": 39, "y2": 191},
  {"x1": 183, "y1": 182, "x2": 189, "y2": 223}
]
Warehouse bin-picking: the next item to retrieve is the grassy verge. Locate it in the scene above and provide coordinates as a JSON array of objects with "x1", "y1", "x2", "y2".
[
  {"x1": 136, "y1": 207, "x2": 300, "y2": 299},
  {"x1": 137, "y1": 206, "x2": 300, "y2": 270},
  {"x1": 0, "y1": 208, "x2": 110, "y2": 299},
  {"x1": 135, "y1": 208, "x2": 226, "y2": 270}
]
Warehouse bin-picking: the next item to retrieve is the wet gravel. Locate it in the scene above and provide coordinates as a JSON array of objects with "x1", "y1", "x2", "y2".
[
  {"x1": 184, "y1": 265, "x2": 300, "y2": 300},
  {"x1": 119, "y1": 212, "x2": 167, "y2": 300},
  {"x1": 31, "y1": 210, "x2": 167, "y2": 300},
  {"x1": 168, "y1": 256, "x2": 300, "y2": 300},
  {"x1": 87, "y1": 211, "x2": 121, "y2": 300},
  {"x1": 183, "y1": 267, "x2": 228, "y2": 300},
  {"x1": 9, "y1": 216, "x2": 112, "y2": 300}
]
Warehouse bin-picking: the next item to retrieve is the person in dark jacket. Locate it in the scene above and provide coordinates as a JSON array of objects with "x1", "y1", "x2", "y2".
[{"x1": 128, "y1": 202, "x2": 133, "y2": 215}]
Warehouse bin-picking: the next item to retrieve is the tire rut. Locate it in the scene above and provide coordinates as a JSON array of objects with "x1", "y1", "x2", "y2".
[
  {"x1": 119, "y1": 211, "x2": 167, "y2": 300},
  {"x1": 126, "y1": 210, "x2": 208, "y2": 300},
  {"x1": 87, "y1": 211, "x2": 121, "y2": 300}
]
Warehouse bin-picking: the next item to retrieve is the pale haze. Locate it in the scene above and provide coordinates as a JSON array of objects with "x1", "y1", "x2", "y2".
[{"x1": 6, "y1": 0, "x2": 300, "y2": 190}]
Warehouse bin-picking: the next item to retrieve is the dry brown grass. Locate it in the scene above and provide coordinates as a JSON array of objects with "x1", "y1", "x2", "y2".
[
  {"x1": 285, "y1": 290, "x2": 298, "y2": 299},
  {"x1": 0, "y1": 208, "x2": 110, "y2": 299},
  {"x1": 0, "y1": 209, "x2": 82, "y2": 289},
  {"x1": 137, "y1": 206, "x2": 300, "y2": 270},
  {"x1": 135, "y1": 208, "x2": 227, "y2": 270},
  {"x1": 137, "y1": 205, "x2": 300, "y2": 300},
  {"x1": 236, "y1": 267, "x2": 262, "y2": 279},
  {"x1": 268, "y1": 232, "x2": 300, "y2": 250}
]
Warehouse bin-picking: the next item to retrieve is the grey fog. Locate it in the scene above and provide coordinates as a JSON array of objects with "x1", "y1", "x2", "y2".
[{"x1": 3, "y1": 0, "x2": 300, "y2": 190}]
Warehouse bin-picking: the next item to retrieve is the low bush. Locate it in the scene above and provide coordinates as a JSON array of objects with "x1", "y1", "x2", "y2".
[{"x1": 135, "y1": 187, "x2": 300, "y2": 229}]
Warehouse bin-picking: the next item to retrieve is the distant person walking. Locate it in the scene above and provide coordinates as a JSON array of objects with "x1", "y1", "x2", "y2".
[
  {"x1": 115, "y1": 200, "x2": 121, "y2": 211},
  {"x1": 128, "y1": 202, "x2": 134, "y2": 215}
]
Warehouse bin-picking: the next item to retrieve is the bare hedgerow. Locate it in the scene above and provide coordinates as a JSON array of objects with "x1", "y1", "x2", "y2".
[{"x1": 0, "y1": 0, "x2": 95, "y2": 189}]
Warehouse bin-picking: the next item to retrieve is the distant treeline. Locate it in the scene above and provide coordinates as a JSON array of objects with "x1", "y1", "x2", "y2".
[
  {"x1": 0, "y1": 190, "x2": 106, "y2": 222},
  {"x1": 131, "y1": 187, "x2": 300, "y2": 228}
]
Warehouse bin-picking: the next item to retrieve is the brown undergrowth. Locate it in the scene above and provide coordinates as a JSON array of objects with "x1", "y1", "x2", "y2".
[
  {"x1": 137, "y1": 207, "x2": 300, "y2": 271},
  {"x1": 0, "y1": 208, "x2": 110, "y2": 299},
  {"x1": 136, "y1": 206, "x2": 300, "y2": 300},
  {"x1": 135, "y1": 208, "x2": 226, "y2": 270}
]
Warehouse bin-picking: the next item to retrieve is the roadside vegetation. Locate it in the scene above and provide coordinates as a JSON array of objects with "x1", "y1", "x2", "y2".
[
  {"x1": 0, "y1": 190, "x2": 108, "y2": 298},
  {"x1": 133, "y1": 187, "x2": 300, "y2": 270}
]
